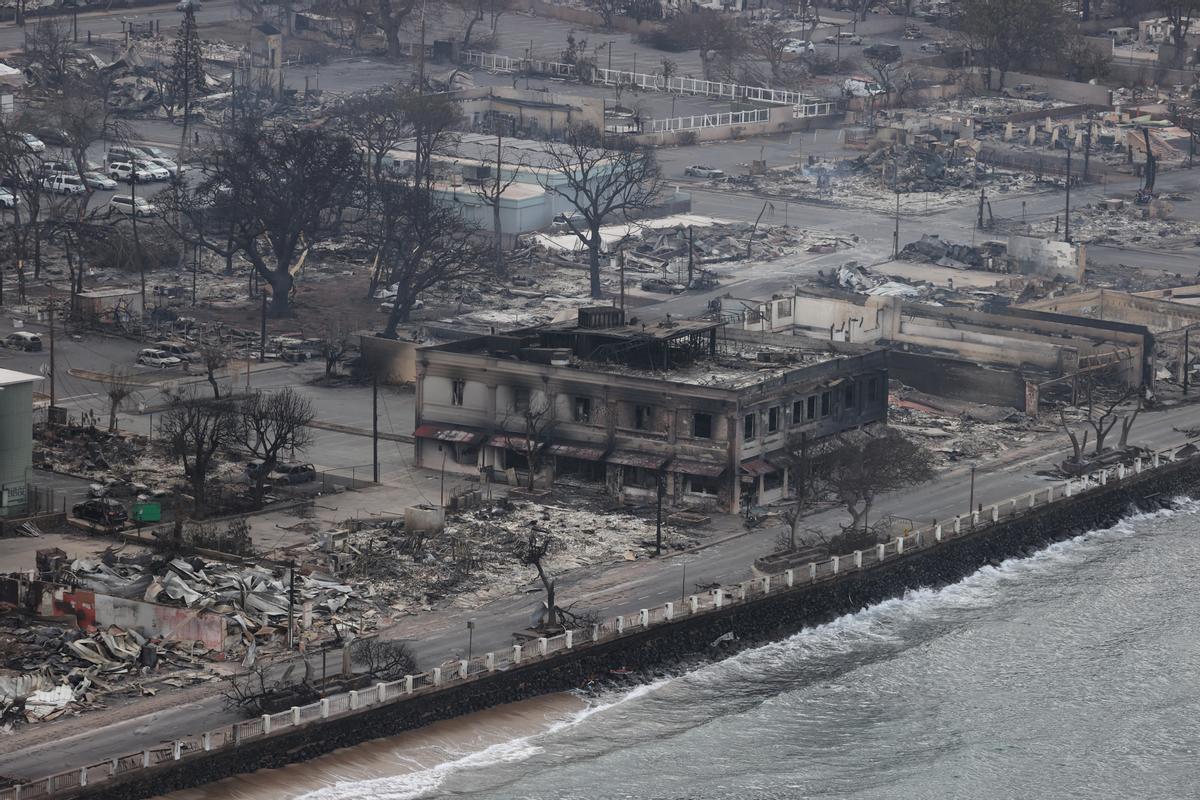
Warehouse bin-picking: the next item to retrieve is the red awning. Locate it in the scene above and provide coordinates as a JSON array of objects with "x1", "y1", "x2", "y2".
[
  {"x1": 607, "y1": 451, "x2": 668, "y2": 470},
  {"x1": 488, "y1": 434, "x2": 531, "y2": 452},
  {"x1": 549, "y1": 443, "x2": 607, "y2": 461},
  {"x1": 413, "y1": 424, "x2": 484, "y2": 445},
  {"x1": 740, "y1": 458, "x2": 776, "y2": 477},
  {"x1": 672, "y1": 458, "x2": 726, "y2": 478}
]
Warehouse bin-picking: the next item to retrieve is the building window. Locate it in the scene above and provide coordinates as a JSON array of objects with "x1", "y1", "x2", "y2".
[
  {"x1": 635, "y1": 404, "x2": 654, "y2": 431},
  {"x1": 767, "y1": 407, "x2": 780, "y2": 433},
  {"x1": 820, "y1": 391, "x2": 831, "y2": 417},
  {"x1": 763, "y1": 470, "x2": 783, "y2": 492},
  {"x1": 512, "y1": 386, "x2": 530, "y2": 412},
  {"x1": 792, "y1": 399, "x2": 803, "y2": 424},
  {"x1": 868, "y1": 376, "x2": 880, "y2": 402},
  {"x1": 451, "y1": 379, "x2": 465, "y2": 406},
  {"x1": 573, "y1": 396, "x2": 592, "y2": 423},
  {"x1": 625, "y1": 466, "x2": 658, "y2": 490},
  {"x1": 744, "y1": 413, "x2": 756, "y2": 441},
  {"x1": 693, "y1": 412, "x2": 712, "y2": 439},
  {"x1": 844, "y1": 382, "x2": 855, "y2": 411},
  {"x1": 686, "y1": 475, "x2": 720, "y2": 496},
  {"x1": 806, "y1": 395, "x2": 816, "y2": 420}
]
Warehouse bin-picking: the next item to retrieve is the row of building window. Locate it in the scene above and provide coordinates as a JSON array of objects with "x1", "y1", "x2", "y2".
[{"x1": 448, "y1": 376, "x2": 881, "y2": 439}]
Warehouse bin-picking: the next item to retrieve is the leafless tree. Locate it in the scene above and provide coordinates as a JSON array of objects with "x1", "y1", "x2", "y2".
[
  {"x1": 329, "y1": 86, "x2": 415, "y2": 197},
  {"x1": 159, "y1": 391, "x2": 239, "y2": 513},
  {"x1": 319, "y1": 319, "x2": 355, "y2": 377},
  {"x1": 237, "y1": 387, "x2": 315, "y2": 505},
  {"x1": 538, "y1": 126, "x2": 660, "y2": 298},
  {"x1": 447, "y1": 0, "x2": 512, "y2": 46},
  {"x1": 517, "y1": 533, "x2": 596, "y2": 631},
  {"x1": 376, "y1": 183, "x2": 489, "y2": 337},
  {"x1": 198, "y1": 340, "x2": 232, "y2": 399},
  {"x1": 100, "y1": 370, "x2": 140, "y2": 433},
  {"x1": 173, "y1": 115, "x2": 360, "y2": 315},
  {"x1": 23, "y1": 17, "x2": 74, "y2": 90},
  {"x1": 352, "y1": 638, "x2": 417, "y2": 680},
  {"x1": 585, "y1": 0, "x2": 622, "y2": 28},
  {"x1": 748, "y1": 20, "x2": 794, "y2": 83},
  {"x1": 1162, "y1": 0, "x2": 1200, "y2": 67},
  {"x1": 469, "y1": 131, "x2": 527, "y2": 277},
  {"x1": 333, "y1": 0, "x2": 423, "y2": 60},
  {"x1": 502, "y1": 393, "x2": 556, "y2": 490},
  {"x1": 811, "y1": 428, "x2": 936, "y2": 535},
  {"x1": 959, "y1": 0, "x2": 1066, "y2": 89},
  {"x1": 222, "y1": 664, "x2": 317, "y2": 716},
  {"x1": 1119, "y1": 397, "x2": 1143, "y2": 449},
  {"x1": 663, "y1": 10, "x2": 742, "y2": 80},
  {"x1": 1076, "y1": 376, "x2": 1139, "y2": 455}
]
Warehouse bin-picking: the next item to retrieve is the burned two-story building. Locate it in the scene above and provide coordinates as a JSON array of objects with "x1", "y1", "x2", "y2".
[{"x1": 414, "y1": 307, "x2": 888, "y2": 512}]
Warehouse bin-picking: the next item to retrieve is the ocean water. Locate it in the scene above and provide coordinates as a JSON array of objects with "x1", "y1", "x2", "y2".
[{"x1": 169, "y1": 500, "x2": 1200, "y2": 800}]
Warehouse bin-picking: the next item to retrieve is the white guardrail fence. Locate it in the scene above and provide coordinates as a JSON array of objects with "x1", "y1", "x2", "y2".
[
  {"x1": 2, "y1": 446, "x2": 1190, "y2": 800},
  {"x1": 460, "y1": 51, "x2": 837, "y2": 117}
]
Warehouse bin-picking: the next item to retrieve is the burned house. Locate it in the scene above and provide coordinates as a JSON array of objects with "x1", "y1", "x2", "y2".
[{"x1": 414, "y1": 308, "x2": 888, "y2": 512}]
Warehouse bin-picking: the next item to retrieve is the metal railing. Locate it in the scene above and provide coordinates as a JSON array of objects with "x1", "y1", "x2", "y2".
[
  {"x1": 5, "y1": 445, "x2": 1191, "y2": 798},
  {"x1": 647, "y1": 109, "x2": 771, "y2": 133}
]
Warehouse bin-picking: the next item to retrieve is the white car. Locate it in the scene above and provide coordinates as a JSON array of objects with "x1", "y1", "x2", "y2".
[
  {"x1": 782, "y1": 39, "x2": 815, "y2": 54},
  {"x1": 134, "y1": 160, "x2": 170, "y2": 181},
  {"x1": 83, "y1": 171, "x2": 118, "y2": 190},
  {"x1": 108, "y1": 195, "x2": 158, "y2": 217},
  {"x1": 42, "y1": 174, "x2": 86, "y2": 195},
  {"x1": 0, "y1": 188, "x2": 17, "y2": 208},
  {"x1": 13, "y1": 132, "x2": 45, "y2": 153},
  {"x1": 136, "y1": 348, "x2": 182, "y2": 368},
  {"x1": 139, "y1": 147, "x2": 179, "y2": 173},
  {"x1": 824, "y1": 32, "x2": 863, "y2": 45},
  {"x1": 685, "y1": 165, "x2": 725, "y2": 178},
  {"x1": 109, "y1": 161, "x2": 155, "y2": 183}
]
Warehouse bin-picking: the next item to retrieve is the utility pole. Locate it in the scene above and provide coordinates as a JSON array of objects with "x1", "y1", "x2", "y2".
[
  {"x1": 892, "y1": 161, "x2": 900, "y2": 259},
  {"x1": 1180, "y1": 328, "x2": 1190, "y2": 398},
  {"x1": 1083, "y1": 124, "x2": 1092, "y2": 181},
  {"x1": 466, "y1": 618, "x2": 475, "y2": 662},
  {"x1": 1064, "y1": 146, "x2": 1072, "y2": 244},
  {"x1": 687, "y1": 225, "x2": 694, "y2": 287},
  {"x1": 192, "y1": 243, "x2": 198, "y2": 306},
  {"x1": 259, "y1": 293, "x2": 267, "y2": 362},
  {"x1": 655, "y1": 469, "x2": 665, "y2": 556},
  {"x1": 47, "y1": 287, "x2": 55, "y2": 410},
  {"x1": 131, "y1": 173, "x2": 143, "y2": 311},
  {"x1": 968, "y1": 464, "x2": 976, "y2": 522},
  {"x1": 372, "y1": 375, "x2": 380, "y2": 483},
  {"x1": 977, "y1": 187, "x2": 986, "y2": 229},
  {"x1": 287, "y1": 560, "x2": 296, "y2": 650}
]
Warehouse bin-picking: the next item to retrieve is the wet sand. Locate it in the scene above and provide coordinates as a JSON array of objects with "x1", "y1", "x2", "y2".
[{"x1": 160, "y1": 692, "x2": 587, "y2": 800}]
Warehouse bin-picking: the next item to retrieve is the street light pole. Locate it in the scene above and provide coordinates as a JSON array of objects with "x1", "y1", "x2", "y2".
[
  {"x1": 466, "y1": 618, "x2": 475, "y2": 663},
  {"x1": 968, "y1": 464, "x2": 976, "y2": 522},
  {"x1": 655, "y1": 469, "x2": 665, "y2": 556}
]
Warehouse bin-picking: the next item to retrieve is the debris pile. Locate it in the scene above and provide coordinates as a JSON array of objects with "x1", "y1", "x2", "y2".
[
  {"x1": 315, "y1": 500, "x2": 700, "y2": 612},
  {"x1": 0, "y1": 619, "x2": 216, "y2": 724},
  {"x1": 1034, "y1": 200, "x2": 1200, "y2": 248},
  {"x1": 887, "y1": 387, "x2": 1054, "y2": 466}
]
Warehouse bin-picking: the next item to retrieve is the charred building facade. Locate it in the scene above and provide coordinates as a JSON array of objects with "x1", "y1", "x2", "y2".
[{"x1": 414, "y1": 308, "x2": 888, "y2": 512}]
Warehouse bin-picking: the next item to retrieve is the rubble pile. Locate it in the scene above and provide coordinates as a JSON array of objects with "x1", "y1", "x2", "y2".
[
  {"x1": 887, "y1": 388, "x2": 1055, "y2": 466},
  {"x1": 713, "y1": 153, "x2": 1036, "y2": 214},
  {"x1": 33, "y1": 424, "x2": 146, "y2": 479},
  {"x1": 1035, "y1": 200, "x2": 1200, "y2": 248},
  {"x1": 0, "y1": 619, "x2": 216, "y2": 724},
  {"x1": 69, "y1": 555, "x2": 358, "y2": 644},
  {"x1": 315, "y1": 500, "x2": 699, "y2": 612}
]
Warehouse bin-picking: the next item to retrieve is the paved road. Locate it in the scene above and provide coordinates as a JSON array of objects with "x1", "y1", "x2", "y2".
[{"x1": 0, "y1": 0, "x2": 242, "y2": 53}]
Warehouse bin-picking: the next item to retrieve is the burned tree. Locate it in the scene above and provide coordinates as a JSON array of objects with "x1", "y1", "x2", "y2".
[
  {"x1": 812, "y1": 428, "x2": 936, "y2": 542},
  {"x1": 178, "y1": 116, "x2": 359, "y2": 315},
  {"x1": 959, "y1": 0, "x2": 1065, "y2": 89},
  {"x1": 469, "y1": 131, "x2": 527, "y2": 277},
  {"x1": 352, "y1": 638, "x2": 417, "y2": 680},
  {"x1": 539, "y1": 127, "x2": 660, "y2": 299},
  {"x1": 517, "y1": 533, "x2": 595, "y2": 631},
  {"x1": 330, "y1": 86, "x2": 415, "y2": 195},
  {"x1": 319, "y1": 319, "x2": 354, "y2": 377},
  {"x1": 502, "y1": 392, "x2": 556, "y2": 490},
  {"x1": 170, "y1": 6, "x2": 206, "y2": 161},
  {"x1": 376, "y1": 183, "x2": 488, "y2": 337},
  {"x1": 160, "y1": 391, "x2": 239, "y2": 513},
  {"x1": 100, "y1": 370, "x2": 140, "y2": 433},
  {"x1": 198, "y1": 341, "x2": 231, "y2": 399},
  {"x1": 237, "y1": 388, "x2": 315, "y2": 505}
]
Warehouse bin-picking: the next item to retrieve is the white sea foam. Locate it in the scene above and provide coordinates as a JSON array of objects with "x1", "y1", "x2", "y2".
[{"x1": 294, "y1": 679, "x2": 670, "y2": 800}]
